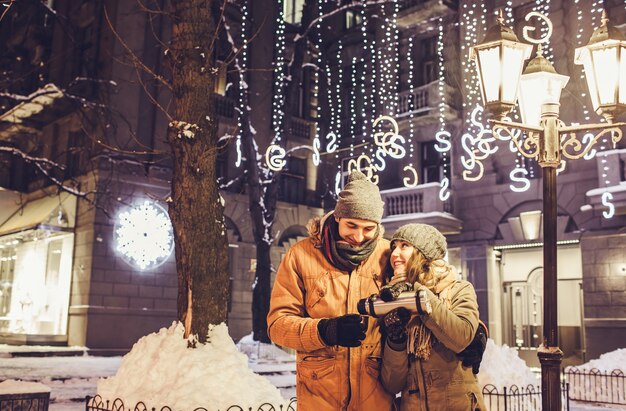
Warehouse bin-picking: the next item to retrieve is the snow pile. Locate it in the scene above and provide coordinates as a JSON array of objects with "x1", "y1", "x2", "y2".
[
  {"x1": 478, "y1": 339, "x2": 538, "y2": 390},
  {"x1": 97, "y1": 322, "x2": 287, "y2": 410},
  {"x1": 0, "y1": 380, "x2": 50, "y2": 394},
  {"x1": 569, "y1": 348, "x2": 626, "y2": 372},
  {"x1": 566, "y1": 348, "x2": 626, "y2": 404}
]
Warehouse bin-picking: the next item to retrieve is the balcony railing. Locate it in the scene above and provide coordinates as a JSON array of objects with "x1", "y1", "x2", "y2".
[
  {"x1": 381, "y1": 182, "x2": 451, "y2": 217},
  {"x1": 380, "y1": 183, "x2": 461, "y2": 234},
  {"x1": 396, "y1": 0, "x2": 458, "y2": 28},
  {"x1": 287, "y1": 117, "x2": 314, "y2": 140},
  {"x1": 397, "y1": 83, "x2": 433, "y2": 118}
]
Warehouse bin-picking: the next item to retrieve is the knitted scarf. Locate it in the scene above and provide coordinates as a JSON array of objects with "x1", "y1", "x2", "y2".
[
  {"x1": 320, "y1": 217, "x2": 379, "y2": 273},
  {"x1": 408, "y1": 260, "x2": 458, "y2": 359}
]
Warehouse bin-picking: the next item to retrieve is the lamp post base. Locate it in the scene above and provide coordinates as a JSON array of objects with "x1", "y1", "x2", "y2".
[{"x1": 538, "y1": 345, "x2": 563, "y2": 410}]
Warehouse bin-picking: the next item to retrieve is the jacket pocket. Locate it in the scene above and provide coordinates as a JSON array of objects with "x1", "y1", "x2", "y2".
[
  {"x1": 360, "y1": 356, "x2": 382, "y2": 402},
  {"x1": 297, "y1": 355, "x2": 340, "y2": 407},
  {"x1": 305, "y1": 273, "x2": 328, "y2": 310}
]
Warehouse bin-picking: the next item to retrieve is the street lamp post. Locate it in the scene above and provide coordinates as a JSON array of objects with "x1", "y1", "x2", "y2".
[{"x1": 471, "y1": 10, "x2": 625, "y2": 411}]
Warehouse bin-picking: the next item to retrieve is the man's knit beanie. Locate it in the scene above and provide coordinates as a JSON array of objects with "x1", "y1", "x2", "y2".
[
  {"x1": 334, "y1": 171, "x2": 384, "y2": 223},
  {"x1": 391, "y1": 223, "x2": 447, "y2": 260}
]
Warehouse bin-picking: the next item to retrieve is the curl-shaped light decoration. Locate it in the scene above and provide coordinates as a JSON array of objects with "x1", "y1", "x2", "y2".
[
  {"x1": 522, "y1": 11, "x2": 553, "y2": 45},
  {"x1": 403, "y1": 165, "x2": 418, "y2": 188},
  {"x1": 235, "y1": 138, "x2": 243, "y2": 167},
  {"x1": 509, "y1": 168, "x2": 531, "y2": 193},
  {"x1": 115, "y1": 201, "x2": 174, "y2": 270},
  {"x1": 265, "y1": 144, "x2": 286, "y2": 171},
  {"x1": 312, "y1": 137, "x2": 321, "y2": 166},
  {"x1": 326, "y1": 131, "x2": 338, "y2": 153},
  {"x1": 602, "y1": 192, "x2": 615, "y2": 219},
  {"x1": 439, "y1": 178, "x2": 451, "y2": 201},
  {"x1": 460, "y1": 107, "x2": 499, "y2": 181},
  {"x1": 434, "y1": 130, "x2": 452, "y2": 153},
  {"x1": 348, "y1": 154, "x2": 379, "y2": 184},
  {"x1": 373, "y1": 115, "x2": 406, "y2": 159}
]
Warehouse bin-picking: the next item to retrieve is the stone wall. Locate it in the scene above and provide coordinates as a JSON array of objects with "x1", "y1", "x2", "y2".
[{"x1": 581, "y1": 233, "x2": 626, "y2": 361}]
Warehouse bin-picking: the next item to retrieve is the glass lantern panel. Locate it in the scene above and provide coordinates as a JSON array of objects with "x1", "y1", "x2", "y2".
[
  {"x1": 518, "y1": 76, "x2": 544, "y2": 127},
  {"x1": 576, "y1": 48, "x2": 600, "y2": 110},
  {"x1": 477, "y1": 46, "x2": 502, "y2": 103},
  {"x1": 592, "y1": 47, "x2": 618, "y2": 105},
  {"x1": 502, "y1": 45, "x2": 526, "y2": 103}
]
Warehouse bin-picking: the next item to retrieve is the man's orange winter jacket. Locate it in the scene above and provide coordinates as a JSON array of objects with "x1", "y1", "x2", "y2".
[{"x1": 267, "y1": 213, "x2": 394, "y2": 411}]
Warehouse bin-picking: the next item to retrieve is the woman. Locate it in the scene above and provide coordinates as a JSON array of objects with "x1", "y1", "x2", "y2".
[{"x1": 380, "y1": 223, "x2": 486, "y2": 411}]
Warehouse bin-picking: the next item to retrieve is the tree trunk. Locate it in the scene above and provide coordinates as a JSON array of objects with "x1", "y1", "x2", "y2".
[{"x1": 168, "y1": 0, "x2": 229, "y2": 343}]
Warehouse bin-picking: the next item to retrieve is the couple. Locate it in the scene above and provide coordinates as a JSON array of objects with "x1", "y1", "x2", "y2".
[{"x1": 267, "y1": 171, "x2": 487, "y2": 411}]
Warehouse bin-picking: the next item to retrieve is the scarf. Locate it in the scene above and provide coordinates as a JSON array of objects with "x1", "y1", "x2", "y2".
[
  {"x1": 320, "y1": 217, "x2": 379, "y2": 273},
  {"x1": 408, "y1": 260, "x2": 458, "y2": 359}
]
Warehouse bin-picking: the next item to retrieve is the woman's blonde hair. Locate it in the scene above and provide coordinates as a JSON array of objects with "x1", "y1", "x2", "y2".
[{"x1": 405, "y1": 248, "x2": 430, "y2": 285}]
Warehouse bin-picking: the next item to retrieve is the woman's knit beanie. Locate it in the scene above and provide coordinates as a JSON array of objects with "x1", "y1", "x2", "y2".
[
  {"x1": 334, "y1": 171, "x2": 384, "y2": 223},
  {"x1": 391, "y1": 223, "x2": 447, "y2": 260}
]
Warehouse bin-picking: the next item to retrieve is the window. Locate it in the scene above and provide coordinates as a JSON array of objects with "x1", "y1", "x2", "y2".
[
  {"x1": 278, "y1": 157, "x2": 306, "y2": 204},
  {"x1": 419, "y1": 36, "x2": 438, "y2": 86},
  {"x1": 421, "y1": 141, "x2": 449, "y2": 183},
  {"x1": 297, "y1": 68, "x2": 312, "y2": 119},
  {"x1": 214, "y1": 61, "x2": 227, "y2": 96},
  {"x1": 345, "y1": 10, "x2": 363, "y2": 30},
  {"x1": 283, "y1": 0, "x2": 304, "y2": 25},
  {"x1": 0, "y1": 233, "x2": 74, "y2": 335}
]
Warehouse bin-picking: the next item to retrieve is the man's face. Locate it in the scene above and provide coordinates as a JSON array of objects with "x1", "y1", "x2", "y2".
[{"x1": 335, "y1": 217, "x2": 378, "y2": 246}]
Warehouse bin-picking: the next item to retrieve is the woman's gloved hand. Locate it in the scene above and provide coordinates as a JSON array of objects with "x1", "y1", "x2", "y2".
[{"x1": 383, "y1": 307, "x2": 411, "y2": 344}]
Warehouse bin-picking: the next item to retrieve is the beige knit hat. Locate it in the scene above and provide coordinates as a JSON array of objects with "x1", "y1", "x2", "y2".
[
  {"x1": 391, "y1": 223, "x2": 447, "y2": 260},
  {"x1": 334, "y1": 171, "x2": 384, "y2": 223}
]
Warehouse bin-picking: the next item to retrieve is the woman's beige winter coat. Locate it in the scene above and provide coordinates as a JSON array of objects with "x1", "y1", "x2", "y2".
[
  {"x1": 267, "y1": 217, "x2": 394, "y2": 411},
  {"x1": 380, "y1": 280, "x2": 487, "y2": 411}
]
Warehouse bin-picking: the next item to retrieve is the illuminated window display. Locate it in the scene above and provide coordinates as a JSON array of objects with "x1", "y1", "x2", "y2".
[{"x1": 0, "y1": 232, "x2": 74, "y2": 335}]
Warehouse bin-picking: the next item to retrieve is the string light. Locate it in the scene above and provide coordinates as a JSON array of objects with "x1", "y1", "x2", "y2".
[{"x1": 271, "y1": 0, "x2": 287, "y2": 146}]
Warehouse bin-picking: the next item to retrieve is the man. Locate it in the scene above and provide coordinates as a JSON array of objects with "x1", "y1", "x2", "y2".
[{"x1": 267, "y1": 171, "x2": 394, "y2": 411}]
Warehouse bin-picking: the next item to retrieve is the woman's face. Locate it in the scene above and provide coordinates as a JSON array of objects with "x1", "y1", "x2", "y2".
[{"x1": 390, "y1": 240, "x2": 415, "y2": 273}]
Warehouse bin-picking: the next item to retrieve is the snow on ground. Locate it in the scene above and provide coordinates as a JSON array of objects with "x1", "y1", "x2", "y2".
[
  {"x1": 478, "y1": 339, "x2": 539, "y2": 389},
  {"x1": 566, "y1": 348, "x2": 626, "y2": 406},
  {"x1": 0, "y1": 333, "x2": 621, "y2": 411},
  {"x1": 97, "y1": 322, "x2": 289, "y2": 410}
]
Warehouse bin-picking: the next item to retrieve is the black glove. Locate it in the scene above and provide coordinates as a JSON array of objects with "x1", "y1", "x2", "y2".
[
  {"x1": 383, "y1": 307, "x2": 411, "y2": 344},
  {"x1": 317, "y1": 314, "x2": 367, "y2": 347},
  {"x1": 458, "y1": 321, "x2": 488, "y2": 374},
  {"x1": 380, "y1": 282, "x2": 414, "y2": 302}
]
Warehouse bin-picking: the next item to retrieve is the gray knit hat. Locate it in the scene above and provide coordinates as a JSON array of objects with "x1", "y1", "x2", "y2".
[
  {"x1": 334, "y1": 171, "x2": 384, "y2": 223},
  {"x1": 391, "y1": 223, "x2": 447, "y2": 260}
]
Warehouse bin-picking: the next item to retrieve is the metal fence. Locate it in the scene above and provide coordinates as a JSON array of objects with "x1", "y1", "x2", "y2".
[
  {"x1": 482, "y1": 383, "x2": 570, "y2": 411},
  {"x1": 85, "y1": 395, "x2": 297, "y2": 411},
  {"x1": 565, "y1": 367, "x2": 626, "y2": 405},
  {"x1": 0, "y1": 392, "x2": 50, "y2": 411}
]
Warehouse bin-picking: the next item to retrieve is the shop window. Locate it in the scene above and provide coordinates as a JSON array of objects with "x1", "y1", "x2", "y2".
[{"x1": 0, "y1": 233, "x2": 74, "y2": 336}]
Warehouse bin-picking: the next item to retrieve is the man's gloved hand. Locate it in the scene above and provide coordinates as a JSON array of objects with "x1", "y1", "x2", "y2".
[
  {"x1": 459, "y1": 321, "x2": 488, "y2": 374},
  {"x1": 383, "y1": 307, "x2": 411, "y2": 344},
  {"x1": 380, "y1": 281, "x2": 414, "y2": 302},
  {"x1": 317, "y1": 314, "x2": 367, "y2": 347}
]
